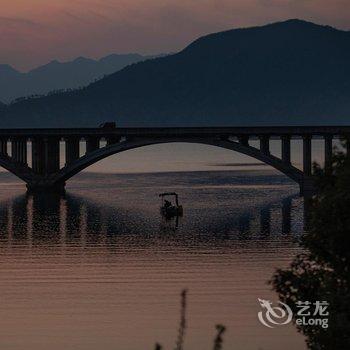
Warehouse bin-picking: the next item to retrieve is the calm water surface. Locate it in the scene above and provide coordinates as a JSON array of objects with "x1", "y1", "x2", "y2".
[{"x1": 0, "y1": 170, "x2": 307, "y2": 350}]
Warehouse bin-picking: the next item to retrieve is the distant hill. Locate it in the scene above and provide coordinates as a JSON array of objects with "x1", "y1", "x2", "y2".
[
  {"x1": 1, "y1": 19, "x2": 350, "y2": 128},
  {"x1": 0, "y1": 54, "x2": 161, "y2": 102}
]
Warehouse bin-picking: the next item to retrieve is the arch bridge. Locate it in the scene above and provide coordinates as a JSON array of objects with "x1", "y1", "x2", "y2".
[{"x1": 0, "y1": 126, "x2": 348, "y2": 195}]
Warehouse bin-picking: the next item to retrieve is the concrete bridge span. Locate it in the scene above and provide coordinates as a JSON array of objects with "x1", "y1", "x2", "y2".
[{"x1": 0, "y1": 126, "x2": 348, "y2": 195}]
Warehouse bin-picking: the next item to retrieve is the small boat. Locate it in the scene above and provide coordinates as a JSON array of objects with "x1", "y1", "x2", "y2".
[{"x1": 159, "y1": 192, "x2": 183, "y2": 218}]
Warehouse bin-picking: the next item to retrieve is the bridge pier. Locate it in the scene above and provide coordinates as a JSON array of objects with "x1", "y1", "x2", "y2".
[
  {"x1": 65, "y1": 137, "x2": 80, "y2": 165},
  {"x1": 45, "y1": 138, "x2": 60, "y2": 174},
  {"x1": 26, "y1": 182, "x2": 66, "y2": 194},
  {"x1": 86, "y1": 136, "x2": 100, "y2": 153},
  {"x1": 32, "y1": 138, "x2": 45, "y2": 174},
  {"x1": 0, "y1": 137, "x2": 8, "y2": 156},
  {"x1": 259, "y1": 135, "x2": 270, "y2": 154},
  {"x1": 281, "y1": 135, "x2": 291, "y2": 164},
  {"x1": 324, "y1": 135, "x2": 333, "y2": 174},
  {"x1": 29, "y1": 137, "x2": 63, "y2": 193},
  {"x1": 303, "y1": 135, "x2": 312, "y2": 176},
  {"x1": 238, "y1": 135, "x2": 249, "y2": 146},
  {"x1": 32, "y1": 137, "x2": 60, "y2": 175},
  {"x1": 12, "y1": 137, "x2": 27, "y2": 164}
]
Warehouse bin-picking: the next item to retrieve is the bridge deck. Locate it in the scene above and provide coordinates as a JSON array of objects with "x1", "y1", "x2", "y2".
[{"x1": 0, "y1": 126, "x2": 349, "y2": 137}]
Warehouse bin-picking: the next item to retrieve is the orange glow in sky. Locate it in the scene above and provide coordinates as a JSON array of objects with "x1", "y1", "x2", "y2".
[{"x1": 1, "y1": 0, "x2": 349, "y2": 70}]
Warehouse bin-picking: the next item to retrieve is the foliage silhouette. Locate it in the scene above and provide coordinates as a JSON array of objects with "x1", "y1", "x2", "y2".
[{"x1": 272, "y1": 142, "x2": 350, "y2": 349}]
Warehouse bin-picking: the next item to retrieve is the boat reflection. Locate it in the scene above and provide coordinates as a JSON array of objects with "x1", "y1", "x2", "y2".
[{"x1": 0, "y1": 192, "x2": 305, "y2": 249}]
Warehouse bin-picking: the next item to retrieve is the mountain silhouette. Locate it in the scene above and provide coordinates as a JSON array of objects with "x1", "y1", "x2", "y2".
[
  {"x1": 0, "y1": 54, "x2": 161, "y2": 102},
  {"x1": 1, "y1": 19, "x2": 349, "y2": 128}
]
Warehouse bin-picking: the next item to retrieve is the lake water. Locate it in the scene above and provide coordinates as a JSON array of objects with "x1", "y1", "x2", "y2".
[{"x1": 0, "y1": 168, "x2": 307, "y2": 350}]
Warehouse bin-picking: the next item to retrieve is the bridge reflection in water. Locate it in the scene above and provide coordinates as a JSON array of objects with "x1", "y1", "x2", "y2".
[
  {"x1": 0, "y1": 186, "x2": 308, "y2": 349},
  {"x1": 0, "y1": 192, "x2": 307, "y2": 248}
]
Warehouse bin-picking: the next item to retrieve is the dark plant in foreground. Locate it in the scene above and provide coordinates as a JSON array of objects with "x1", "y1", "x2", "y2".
[
  {"x1": 272, "y1": 142, "x2": 350, "y2": 349},
  {"x1": 174, "y1": 289, "x2": 187, "y2": 350},
  {"x1": 155, "y1": 289, "x2": 226, "y2": 350},
  {"x1": 213, "y1": 324, "x2": 226, "y2": 350}
]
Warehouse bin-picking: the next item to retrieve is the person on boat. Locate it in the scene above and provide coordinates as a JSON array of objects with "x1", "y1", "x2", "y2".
[{"x1": 164, "y1": 199, "x2": 172, "y2": 208}]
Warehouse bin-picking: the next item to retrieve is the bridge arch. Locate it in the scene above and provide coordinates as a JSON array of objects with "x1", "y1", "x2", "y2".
[
  {"x1": 0, "y1": 155, "x2": 35, "y2": 184},
  {"x1": 51, "y1": 137, "x2": 304, "y2": 187}
]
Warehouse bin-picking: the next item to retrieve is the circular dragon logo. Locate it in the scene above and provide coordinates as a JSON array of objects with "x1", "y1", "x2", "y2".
[{"x1": 258, "y1": 298, "x2": 293, "y2": 328}]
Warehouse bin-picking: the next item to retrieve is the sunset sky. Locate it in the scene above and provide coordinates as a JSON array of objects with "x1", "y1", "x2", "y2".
[{"x1": 1, "y1": 0, "x2": 349, "y2": 71}]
